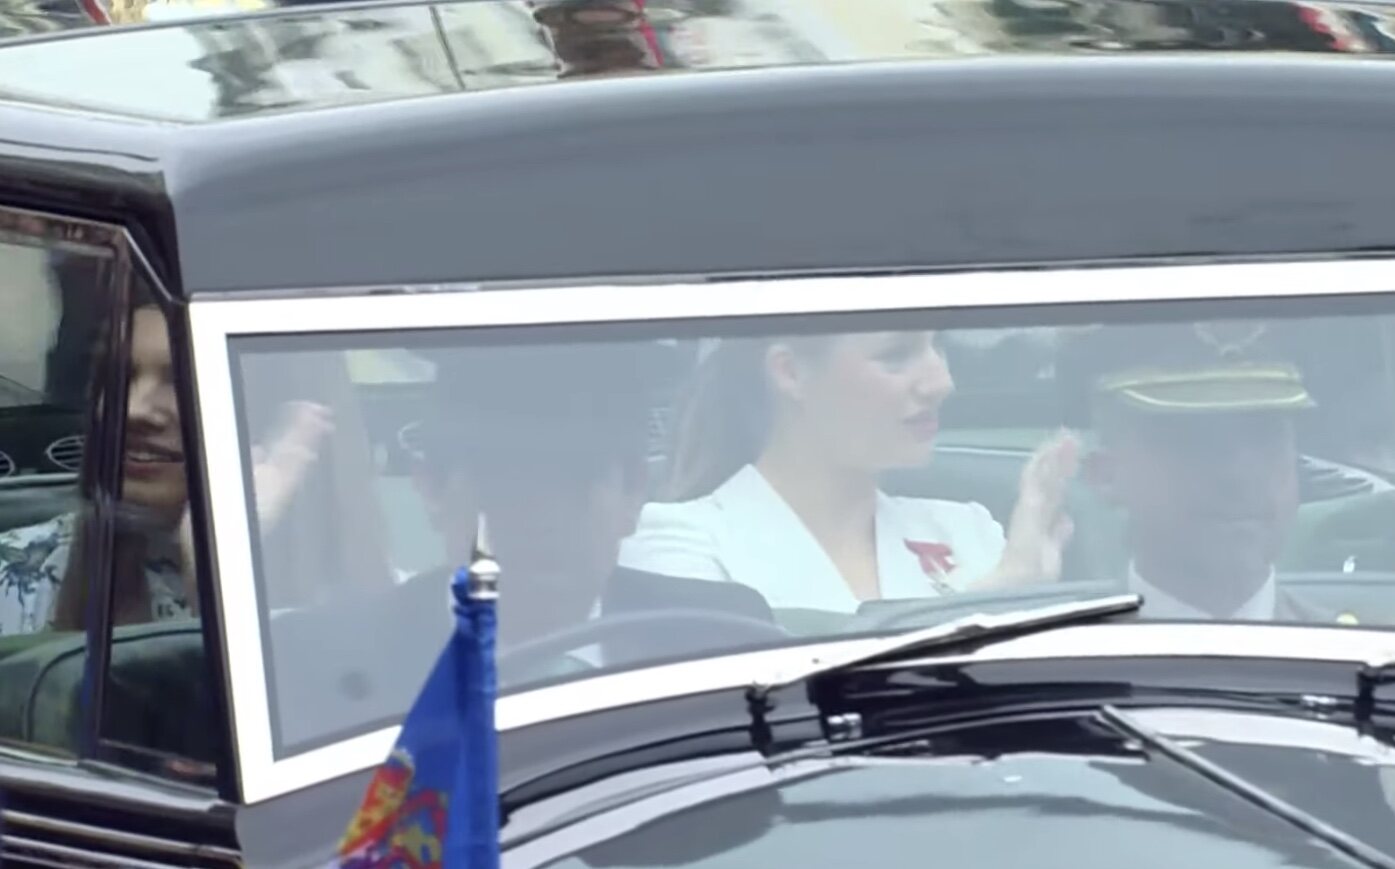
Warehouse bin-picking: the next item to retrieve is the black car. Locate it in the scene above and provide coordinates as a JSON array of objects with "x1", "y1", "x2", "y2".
[{"x1": 1, "y1": 1, "x2": 1395, "y2": 867}]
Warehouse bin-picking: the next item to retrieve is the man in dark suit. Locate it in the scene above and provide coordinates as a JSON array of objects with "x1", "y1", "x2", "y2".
[
  {"x1": 264, "y1": 339, "x2": 776, "y2": 737},
  {"x1": 409, "y1": 340, "x2": 773, "y2": 674},
  {"x1": 410, "y1": 342, "x2": 672, "y2": 648},
  {"x1": 1058, "y1": 319, "x2": 1336, "y2": 621}
]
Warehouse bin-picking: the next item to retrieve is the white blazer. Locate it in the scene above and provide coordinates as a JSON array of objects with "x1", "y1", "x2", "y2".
[{"x1": 617, "y1": 465, "x2": 1007, "y2": 614}]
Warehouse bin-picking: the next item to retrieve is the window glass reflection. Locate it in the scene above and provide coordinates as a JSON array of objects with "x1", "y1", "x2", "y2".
[
  {"x1": 97, "y1": 284, "x2": 222, "y2": 772},
  {"x1": 230, "y1": 301, "x2": 1395, "y2": 753},
  {"x1": 0, "y1": 223, "x2": 112, "y2": 754},
  {"x1": 104, "y1": 298, "x2": 193, "y2": 627}
]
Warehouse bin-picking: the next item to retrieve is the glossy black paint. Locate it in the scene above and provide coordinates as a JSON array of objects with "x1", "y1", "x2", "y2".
[
  {"x1": 0, "y1": 0, "x2": 1392, "y2": 299},
  {"x1": 498, "y1": 654, "x2": 1395, "y2": 866},
  {"x1": 2, "y1": 39, "x2": 1395, "y2": 296},
  {"x1": 232, "y1": 766, "x2": 373, "y2": 869},
  {"x1": 78, "y1": 58, "x2": 1395, "y2": 293},
  {"x1": 0, "y1": 755, "x2": 239, "y2": 867},
  {"x1": 226, "y1": 686, "x2": 786, "y2": 867},
  {"x1": 0, "y1": 107, "x2": 181, "y2": 289},
  {"x1": 518, "y1": 713, "x2": 1375, "y2": 869}
]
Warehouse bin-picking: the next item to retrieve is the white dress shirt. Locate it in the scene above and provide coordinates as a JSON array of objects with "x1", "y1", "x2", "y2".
[
  {"x1": 1128, "y1": 562, "x2": 1277, "y2": 621},
  {"x1": 618, "y1": 464, "x2": 1006, "y2": 614}
]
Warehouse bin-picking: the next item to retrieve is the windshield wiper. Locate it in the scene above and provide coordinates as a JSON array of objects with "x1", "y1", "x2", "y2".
[
  {"x1": 746, "y1": 594, "x2": 1141, "y2": 752},
  {"x1": 1101, "y1": 705, "x2": 1395, "y2": 869},
  {"x1": 750, "y1": 593, "x2": 1141, "y2": 699}
]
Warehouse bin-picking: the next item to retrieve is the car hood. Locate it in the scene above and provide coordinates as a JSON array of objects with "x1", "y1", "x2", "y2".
[{"x1": 509, "y1": 704, "x2": 1395, "y2": 868}]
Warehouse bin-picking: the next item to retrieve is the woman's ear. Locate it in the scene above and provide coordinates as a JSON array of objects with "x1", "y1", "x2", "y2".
[{"x1": 765, "y1": 342, "x2": 805, "y2": 402}]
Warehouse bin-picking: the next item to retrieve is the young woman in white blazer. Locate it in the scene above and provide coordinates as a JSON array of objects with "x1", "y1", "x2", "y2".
[{"x1": 618, "y1": 330, "x2": 1078, "y2": 614}]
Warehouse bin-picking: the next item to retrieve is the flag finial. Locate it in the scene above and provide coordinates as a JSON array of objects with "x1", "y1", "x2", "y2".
[{"x1": 469, "y1": 513, "x2": 500, "y2": 601}]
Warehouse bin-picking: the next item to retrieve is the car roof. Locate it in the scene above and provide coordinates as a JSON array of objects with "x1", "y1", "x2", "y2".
[
  {"x1": 0, "y1": 0, "x2": 1384, "y2": 125},
  {"x1": 1, "y1": 0, "x2": 1394, "y2": 298}
]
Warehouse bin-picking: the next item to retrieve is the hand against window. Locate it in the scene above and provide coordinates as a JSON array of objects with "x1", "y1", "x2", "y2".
[
  {"x1": 177, "y1": 401, "x2": 334, "y2": 612},
  {"x1": 250, "y1": 401, "x2": 336, "y2": 530},
  {"x1": 981, "y1": 430, "x2": 1080, "y2": 589}
]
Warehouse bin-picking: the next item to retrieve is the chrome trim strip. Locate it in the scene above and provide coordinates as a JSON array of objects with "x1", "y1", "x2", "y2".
[
  {"x1": 189, "y1": 306, "x2": 270, "y2": 804},
  {"x1": 1, "y1": 810, "x2": 241, "y2": 861},
  {"x1": 0, "y1": 758, "x2": 225, "y2": 819},
  {"x1": 187, "y1": 257, "x2": 1395, "y2": 803},
  {"x1": 0, "y1": 835, "x2": 192, "y2": 869},
  {"x1": 191, "y1": 258, "x2": 1395, "y2": 335},
  {"x1": 0, "y1": 205, "x2": 127, "y2": 259},
  {"x1": 1129, "y1": 708, "x2": 1395, "y2": 760}
]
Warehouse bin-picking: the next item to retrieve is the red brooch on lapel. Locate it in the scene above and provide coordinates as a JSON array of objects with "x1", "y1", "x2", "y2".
[{"x1": 905, "y1": 540, "x2": 957, "y2": 578}]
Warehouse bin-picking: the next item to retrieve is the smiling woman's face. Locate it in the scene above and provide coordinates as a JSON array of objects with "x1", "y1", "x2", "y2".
[{"x1": 122, "y1": 307, "x2": 186, "y2": 518}]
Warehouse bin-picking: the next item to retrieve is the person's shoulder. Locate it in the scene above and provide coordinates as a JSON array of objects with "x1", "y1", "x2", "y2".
[
  {"x1": 628, "y1": 496, "x2": 726, "y2": 558},
  {"x1": 633, "y1": 468, "x2": 755, "y2": 532},
  {"x1": 0, "y1": 514, "x2": 71, "y2": 635},
  {"x1": 883, "y1": 494, "x2": 997, "y2": 526},
  {"x1": 0, "y1": 513, "x2": 74, "y2": 560},
  {"x1": 881, "y1": 494, "x2": 1005, "y2": 548},
  {"x1": 620, "y1": 488, "x2": 734, "y2": 582}
]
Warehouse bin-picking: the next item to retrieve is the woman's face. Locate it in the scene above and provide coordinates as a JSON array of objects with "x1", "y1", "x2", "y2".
[
  {"x1": 770, "y1": 331, "x2": 954, "y2": 471},
  {"x1": 122, "y1": 307, "x2": 187, "y2": 516}
]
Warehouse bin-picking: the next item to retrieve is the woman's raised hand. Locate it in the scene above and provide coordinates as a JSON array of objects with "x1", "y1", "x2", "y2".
[
  {"x1": 176, "y1": 401, "x2": 334, "y2": 612},
  {"x1": 251, "y1": 401, "x2": 335, "y2": 530},
  {"x1": 988, "y1": 429, "x2": 1081, "y2": 588}
]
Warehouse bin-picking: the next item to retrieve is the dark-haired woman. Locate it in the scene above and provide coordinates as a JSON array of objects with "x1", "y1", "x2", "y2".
[{"x1": 0, "y1": 300, "x2": 332, "y2": 635}]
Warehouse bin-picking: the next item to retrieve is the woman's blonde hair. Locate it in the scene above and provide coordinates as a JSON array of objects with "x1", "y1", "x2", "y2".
[{"x1": 663, "y1": 336, "x2": 829, "y2": 502}]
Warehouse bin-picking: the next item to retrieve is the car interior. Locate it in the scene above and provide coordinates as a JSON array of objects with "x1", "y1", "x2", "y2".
[
  {"x1": 0, "y1": 249, "x2": 216, "y2": 761},
  {"x1": 8, "y1": 309, "x2": 1395, "y2": 764},
  {"x1": 260, "y1": 326, "x2": 1395, "y2": 754}
]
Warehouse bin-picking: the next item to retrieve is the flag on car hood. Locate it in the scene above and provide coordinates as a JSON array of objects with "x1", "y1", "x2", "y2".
[{"x1": 332, "y1": 533, "x2": 500, "y2": 869}]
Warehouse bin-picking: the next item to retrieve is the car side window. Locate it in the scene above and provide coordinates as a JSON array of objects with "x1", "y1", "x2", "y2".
[
  {"x1": 97, "y1": 280, "x2": 220, "y2": 777},
  {"x1": 0, "y1": 212, "x2": 119, "y2": 754}
]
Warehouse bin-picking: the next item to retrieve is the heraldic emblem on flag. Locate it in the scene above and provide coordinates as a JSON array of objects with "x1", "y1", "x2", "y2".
[{"x1": 332, "y1": 521, "x2": 501, "y2": 869}]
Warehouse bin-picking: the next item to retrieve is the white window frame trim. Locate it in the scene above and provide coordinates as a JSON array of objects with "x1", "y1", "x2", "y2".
[{"x1": 187, "y1": 257, "x2": 1395, "y2": 804}]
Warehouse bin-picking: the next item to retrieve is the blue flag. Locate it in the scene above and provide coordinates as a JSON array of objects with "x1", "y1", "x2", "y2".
[{"x1": 333, "y1": 558, "x2": 500, "y2": 869}]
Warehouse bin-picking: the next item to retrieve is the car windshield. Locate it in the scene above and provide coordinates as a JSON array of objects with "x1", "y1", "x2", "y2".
[{"x1": 226, "y1": 286, "x2": 1395, "y2": 756}]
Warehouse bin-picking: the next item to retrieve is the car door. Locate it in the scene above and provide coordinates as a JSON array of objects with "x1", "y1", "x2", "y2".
[{"x1": 0, "y1": 205, "x2": 237, "y2": 868}]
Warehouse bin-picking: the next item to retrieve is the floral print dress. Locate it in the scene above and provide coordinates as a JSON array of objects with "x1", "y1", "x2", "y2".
[{"x1": 0, "y1": 513, "x2": 191, "y2": 636}]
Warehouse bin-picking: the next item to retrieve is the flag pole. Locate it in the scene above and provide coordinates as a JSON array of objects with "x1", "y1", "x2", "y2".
[
  {"x1": 454, "y1": 513, "x2": 501, "y2": 869},
  {"x1": 467, "y1": 514, "x2": 500, "y2": 602},
  {"x1": 333, "y1": 511, "x2": 503, "y2": 868}
]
